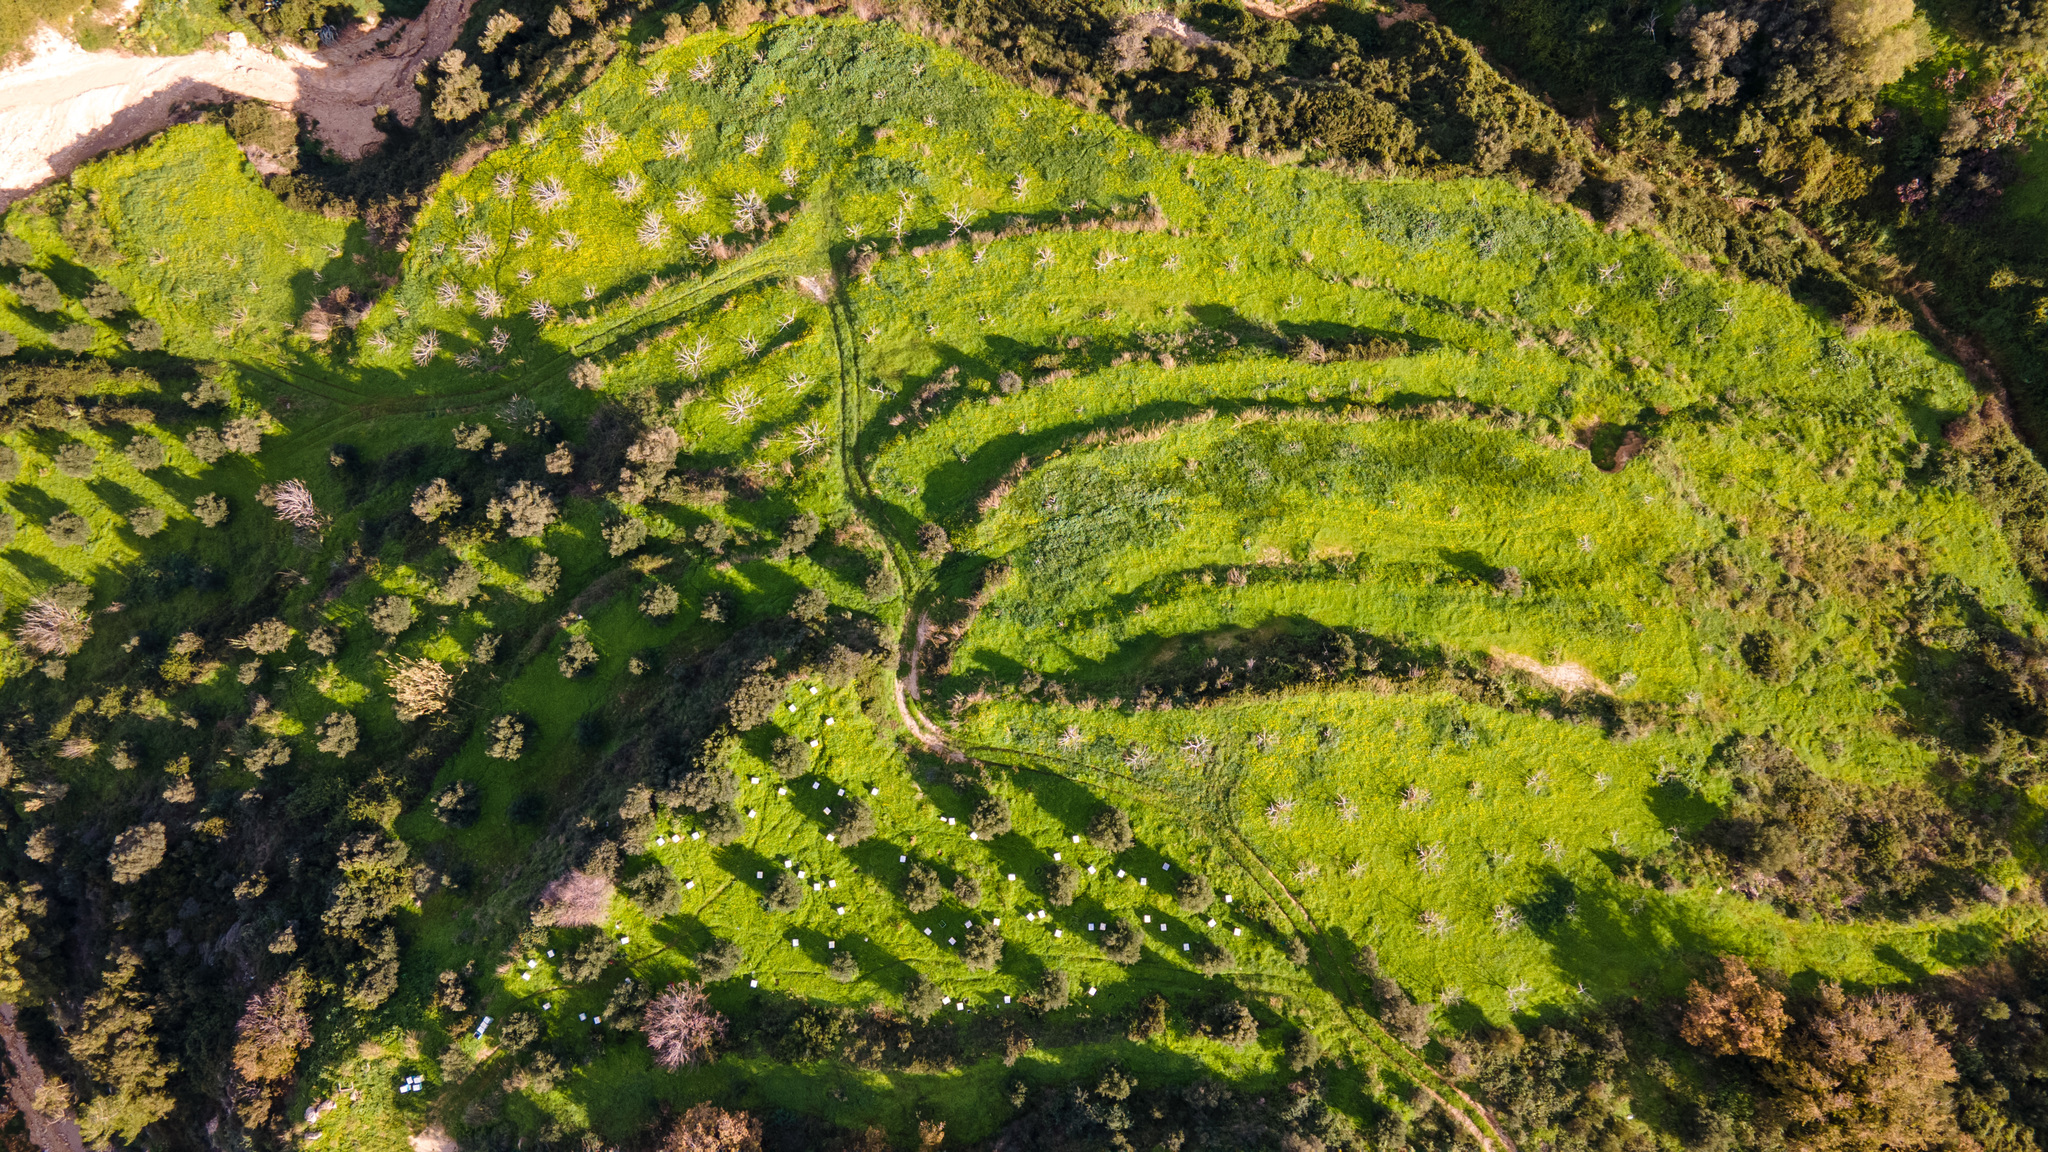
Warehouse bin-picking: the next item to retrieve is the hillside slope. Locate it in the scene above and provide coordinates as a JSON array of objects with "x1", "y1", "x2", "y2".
[{"x1": 0, "y1": 14, "x2": 2045, "y2": 1152}]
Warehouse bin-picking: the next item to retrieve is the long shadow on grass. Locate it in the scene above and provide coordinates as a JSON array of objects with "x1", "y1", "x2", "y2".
[
  {"x1": 951, "y1": 613, "x2": 1437, "y2": 706},
  {"x1": 1513, "y1": 865, "x2": 1731, "y2": 1016}
]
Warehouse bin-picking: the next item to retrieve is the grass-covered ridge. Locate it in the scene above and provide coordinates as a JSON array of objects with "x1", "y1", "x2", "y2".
[{"x1": 2, "y1": 13, "x2": 2046, "y2": 1152}]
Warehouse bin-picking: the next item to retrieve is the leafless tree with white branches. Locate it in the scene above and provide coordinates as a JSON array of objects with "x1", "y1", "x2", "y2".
[
  {"x1": 15, "y1": 598, "x2": 89, "y2": 655},
  {"x1": 530, "y1": 176, "x2": 570, "y2": 214},
  {"x1": 674, "y1": 336, "x2": 711, "y2": 378},
  {"x1": 719, "y1": 386, "x2": 760, "y2": 425},
  {"x1": 637, "y1": 210, "x2": 670, "y2": 249},
  {"x1": 454, "y1": 231, "x2": 495, "y2": 266},
  {"x1": 579, "y1": 121, "x2": 619, "y2": 164},
  {"x1": 645, "y1": 983, "x2": 725, "y2": 1069},
  {"x1": 272, "y1": 479, "x2": 323, "y2": 531}
]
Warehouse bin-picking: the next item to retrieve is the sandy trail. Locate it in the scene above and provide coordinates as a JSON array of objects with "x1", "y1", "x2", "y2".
[{"x1": 0, "y1": 0, "x2": 474, "y2": 207}]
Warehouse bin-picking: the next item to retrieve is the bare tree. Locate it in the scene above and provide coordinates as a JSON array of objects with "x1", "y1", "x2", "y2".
[
  {"x1": 15, "y1": 598, "x2": 89, "y2": 655},
  {"x1": 454, "y1": 231, "x2": 495, "y2": 266},
  {"x1": 638, "y1": 210, "x2": 671, "y2": 249},
  {"x1": 387, "y1": 655, "x2": 453, "y2": 721},
  {"x1": 579, "y1": 120, "x2": 620, "y2": 164},
  {"x1": 666, "y1": 1103, "x2": 761, "y2": 1151},
  {"x1": 537, "y1": 869, "x2": 615, "y2": 927},
  {"x1": 675, "y1": 336, "x2": 712, "y2": 378},
  {"x1": 272, "y1": 479, "x2": 323, "y2": 531},
  {"x1": 645, "y1": 983, "x2": 727, "y2": 1070},
  {"x1": 530, "y1": 175, "x2": 570, "y2": 214},
  {"x1": 719, "y1": 386, "x2": 760, "y2": 425}
]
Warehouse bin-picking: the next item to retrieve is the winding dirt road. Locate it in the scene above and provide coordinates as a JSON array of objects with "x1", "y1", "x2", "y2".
[{"x1": 0, "y1": 0, "x2": 474, "y2": 208}]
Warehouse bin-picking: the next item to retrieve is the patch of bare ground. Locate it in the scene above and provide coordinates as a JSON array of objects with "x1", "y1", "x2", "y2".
[
  {"x1": 1491, "y1": 649, "x2": 1613, "y2": 697},
  {"x1": 0, "y1": 0, "x2": 474, "y2": 206}
]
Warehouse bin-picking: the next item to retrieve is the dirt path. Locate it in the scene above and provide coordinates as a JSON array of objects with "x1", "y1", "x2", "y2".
[
  {"x1": 0, "y1": 1004, "x2": 85, "y2": 1152},
  {"x1": 0, "y1": 0, "x2": 475, "y2": 207}
]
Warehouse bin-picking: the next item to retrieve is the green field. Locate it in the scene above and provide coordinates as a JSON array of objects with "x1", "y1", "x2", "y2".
[{"x1": 4, "y1": 13, "x2": 2046, "y2": 1151}]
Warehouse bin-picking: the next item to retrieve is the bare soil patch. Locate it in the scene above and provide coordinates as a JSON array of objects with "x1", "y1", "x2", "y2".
[{"x1": 0, "y1": 0, "x2": 473, "y2": 206}]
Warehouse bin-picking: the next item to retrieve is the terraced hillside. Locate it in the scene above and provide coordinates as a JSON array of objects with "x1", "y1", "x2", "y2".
[{"x1": 2, "y1": 14, "x2": 2046, "y2": 1152}]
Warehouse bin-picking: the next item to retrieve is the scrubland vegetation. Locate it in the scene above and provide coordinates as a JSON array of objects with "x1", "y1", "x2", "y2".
[{"x1": 4, "y1": 3, "x2": 2048, "y2": 1151}]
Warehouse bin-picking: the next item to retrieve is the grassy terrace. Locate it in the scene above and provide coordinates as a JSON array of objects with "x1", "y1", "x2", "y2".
[{"x1": 3, "y1": 14, "x2": 2043, "y2": 1149}]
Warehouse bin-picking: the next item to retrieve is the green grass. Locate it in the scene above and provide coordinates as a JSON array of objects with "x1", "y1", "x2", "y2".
[{"x1": 8, "y1": 13, "x2": 2048, "y2": 1149}]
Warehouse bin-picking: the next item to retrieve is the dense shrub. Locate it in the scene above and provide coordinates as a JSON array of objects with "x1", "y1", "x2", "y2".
[
  {"x1": 1375, "y1": 977, "x2": 1432, "y2": 1049},
  {"x1": 1175, "y1": 872, "x2": 1214, "y2": 914},
  {"x1": 902, "y1": 973, "x2": 943, "y2": 1021},
  {"x1": 558, "y1": 933, "x2": 618, "y2": 983},
  {"x1": 46, "y1": 512, "x2": 89, "y2": 548},
  {"x1": 15, "y1": 272, "x2": 61, "y2": 312},
  {"x1": 558, "y1": 633, "x2": 598, "y2": 677},
  {"x1": 863, "y1": 567, "x2": 900, "y2": 602},
  {"x1": 789, "y1": 588, "x2": 829, "y2": 623},
  {"x1": 54, "y1": 442, "x2": 95, "y2": 477},
  {"x1": 1035, "y1": 969, "x2": 1071, "y2": 1011},
  {"x1": 770, "y1": 732, "x2": 812, "y2": 779},
  {"x1": 726, "y1": 673, "x2": 784, "y2": 730},
  {"x1": 832, "y1": 799, "x2": 875, "y2": 847},
  {"x1": 108, "y1": 822, "x2": 166, "y2": 883},
  {"x1": 369, "y1": 596, "x2": 415, "y2": 637},
  {"x1": 315, "y1": 713, "x2": 358, "y2": 758},
  {"x1": 828, "y1": 951, "x2": 859, "y2": 983},
  {"x1": 433, "y1": 781, "x2": 480, "y2": 828},
  {"x1": 526, "y1": 551, "x2": 561, "y2": 597},
  {"x1": 604, "y1": 517, "x2": 649, "y2": 556},
  {"x1": 193, "y1": 493, "x2": 229, "y2": 526},
  {"x1": 492, "y1": 481, "x2": 557, "y2": 537},
  {"x1": 774, "y1": 511, "x2": 820, "y2": 559},
  {"x1": 1042, "y1": 862, "x2": 1082, "y2": 906},
  {"x1": 970, "y1": 795, "x2": 1012, "y2": 839},
  {"x1": 411, "y1": 477, "x2": 461, "y2": 521},
  {"x1": 700, "y1": 802, "x2": 743, "y2": 846},
  {"x1": 1676, "y1": 737, "x2": 1991, "y2": 920},
  {"x1": 903, "y1": 862, "x2": 945, "y2": 913},
  {"x1": 441, "y1": 563, "x2": 481, "y2": 606},
  {"x1": 185, "y1": 427, "x2": 225, "y2": 463},
  {"x1": 486, "y1": 714, "x2": 527, "y2": 759},
  {"x1": 625, "y1": 867, "x2": 681, "y2": 919},
  {"x1": 951, "y1": 874, "x2": 982, "y2": 906},
  {"x1": 82, "y1": 282, "x2": 128, "y2": 319},
  {"x1": 642, "y1": 582, "x2": 680, "y2": 618},
  {"x1": 1204, "y1": 1001, "x2": 1258, "y2": 1048},
  {"x1": 1100, "y1": 915, "x2": 1142, "y2": 964},
  {"x1": 1127, "y1": 994, "x2": 1168, "y2": 1043},
  {"x1": 123, "y1": 436, "x2": 165, "y2": 471},
  {"x1": 764, "y1": 870, "x2": 806, "y2": 912},
  {"x1": 962, "y1": 924, "x2": 1003, "y2": 971},
  {"x1": 1088, "y1": 805, "x2": 1135, "y2": 853},
  {"x1": 1284, "y1": 1028, "x2": 1322, "y2": 1071},
  {"x1": 127, "y1": 507, "x2": 165, "y2": 538},
  {"x1": 697, "y1": 938, "x2": 743, "y2": 981},
  {"x1": 238, "y1": 619, "x2": 291, "y2": 655}
]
